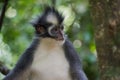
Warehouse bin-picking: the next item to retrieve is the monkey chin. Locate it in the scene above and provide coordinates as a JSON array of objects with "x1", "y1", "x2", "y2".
[
  {"x1": 56, "y1": 38, "x2": 65, "y2": 46},
  {"x1": 52, "y1": 37, "x2": 66, "y2": 46},
  {"x1": 55, "y1": 35, "x2": 65, "y2": 45}
]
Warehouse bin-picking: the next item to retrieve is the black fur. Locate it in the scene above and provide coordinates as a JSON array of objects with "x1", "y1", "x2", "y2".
[
  {"x1": 3, "y1": 38, "x2": 40, "y2": 80},
  {"x1": 64, "y1": 39, "x2": 88, "y2": 80}
]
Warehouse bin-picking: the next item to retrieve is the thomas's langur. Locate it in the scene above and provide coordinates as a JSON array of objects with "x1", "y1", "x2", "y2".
[{"x1": 3, "y1": 6, "x2": 88, "y2": 80}]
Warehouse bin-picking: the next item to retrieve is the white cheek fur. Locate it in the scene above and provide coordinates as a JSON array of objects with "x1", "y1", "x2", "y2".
[{"x1": 48, "y1": 25, "x2": 55, "y2": 36}]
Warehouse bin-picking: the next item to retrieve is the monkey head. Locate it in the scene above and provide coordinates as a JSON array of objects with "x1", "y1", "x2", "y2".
[{"x1": 31, "y1": 6, "x2": 64, "y2": 41}]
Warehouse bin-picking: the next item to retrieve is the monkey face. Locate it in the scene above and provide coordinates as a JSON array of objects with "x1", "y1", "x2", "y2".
[
  {"x1": 48, "y1": 24, "x2": 64, "y2": 40},
  {"x1": 46, "y1": 12, "x2": 64, "y2": 40}
]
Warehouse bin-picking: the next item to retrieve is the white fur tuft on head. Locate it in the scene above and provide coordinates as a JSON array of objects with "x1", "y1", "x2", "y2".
[{"x1": 46, "y1": 12, "x2": 58, "y2": 25}]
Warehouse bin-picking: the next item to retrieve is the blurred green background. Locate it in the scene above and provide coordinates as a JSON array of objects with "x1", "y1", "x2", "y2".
[{"x1": 0, "y1": 0, "x2": 99, "y2": 80}]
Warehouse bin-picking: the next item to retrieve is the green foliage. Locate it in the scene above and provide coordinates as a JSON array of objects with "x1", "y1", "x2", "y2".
[
  {"x1": 0, "y1": 0, "x2": 99, "y2": 80},
  {"x1": 0, "y1": 34, "x2": 12, "y2": 66},
  {"x1": 0, "y1": 34, "x2": 12, "y2": 79}
]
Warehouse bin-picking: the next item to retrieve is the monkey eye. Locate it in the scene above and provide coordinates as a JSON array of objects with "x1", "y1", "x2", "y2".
[{"x1": 52, "y1": 27, "x2": 58, "y2": 32}]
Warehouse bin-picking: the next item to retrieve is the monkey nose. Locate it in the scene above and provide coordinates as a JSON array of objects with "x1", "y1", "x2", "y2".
[{"x1": 57, "y1": 31, "x2": 64, "y2": 40}]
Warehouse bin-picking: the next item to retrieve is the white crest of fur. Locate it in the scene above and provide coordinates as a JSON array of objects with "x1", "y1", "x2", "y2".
[
  {"x1": 46, "y1": 13, "x2": 58, "y2": 25},
  {"x1": 48, "y1": 25, "x2": 55, "y2": 36}
]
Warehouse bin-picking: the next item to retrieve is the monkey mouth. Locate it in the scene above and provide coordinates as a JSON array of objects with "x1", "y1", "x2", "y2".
[
  {"x1": 57, "y1": 36, "x2": 64, "y2": 41},
  {"x1": 51, "y1": 30, "x2": 64, "y2": 41},
  {"x1": 56, "y1": 33, "x2": 64, "y2": 41}
]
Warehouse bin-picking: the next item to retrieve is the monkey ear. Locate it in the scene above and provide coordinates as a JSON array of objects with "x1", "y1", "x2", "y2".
[{"x1": 35, "y1": 26, "x2": 45, "y2": 34}]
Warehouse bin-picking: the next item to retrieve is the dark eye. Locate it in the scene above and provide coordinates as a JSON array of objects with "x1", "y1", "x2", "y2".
[
  {"x1": 52, "y1": 27, "x2": 57, "y2": 32},
  {"x1": 54, "y1": 28, "x2": 58, "y2": 31}
]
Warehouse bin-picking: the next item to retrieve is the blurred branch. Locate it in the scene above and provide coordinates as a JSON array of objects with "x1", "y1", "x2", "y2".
[
  {"x1": 52, "y1": 0, "x2": 56, "y2": 7},
  {"x1": 0, "y1": 61, "x2": 10, "y2": 75},
  {"x1": 0, "y1": 0, "x2": 9, "y2": 32}
]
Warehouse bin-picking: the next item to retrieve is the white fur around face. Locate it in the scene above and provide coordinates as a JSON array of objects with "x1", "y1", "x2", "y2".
[
  {"x1": 31, "y1": 38, "x2": 71, "y2": 80},
  {"x1": 46, "y1": 13, "x2": 58, "y2": 25},
  {"x1": 48, "y1": 25, "x2": 55, "y2": 36}
]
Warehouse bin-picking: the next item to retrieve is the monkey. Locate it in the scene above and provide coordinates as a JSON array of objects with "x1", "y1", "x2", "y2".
[{"x1": 3, "y1": 6, "x2": 88, "y2": 80}]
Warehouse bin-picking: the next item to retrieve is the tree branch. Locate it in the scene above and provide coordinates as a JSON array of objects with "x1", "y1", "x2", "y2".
[
  {"x1": 52, "y1": 0, "x2": 56, "y2": 7},
  {"x1": 0, "y1": 0, "x2": 9, "y2": 32}
]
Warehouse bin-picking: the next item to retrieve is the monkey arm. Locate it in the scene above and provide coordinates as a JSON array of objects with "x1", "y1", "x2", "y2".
[
  {"x1": 64, "y1": 39, "x2": 88, "y2": 80},
  {"x1": 3, "y1": 39, "x2": 39, "y2": 80},
  {"x1": 3, "y1": 49, "x2": 33, "y2": 80}
]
